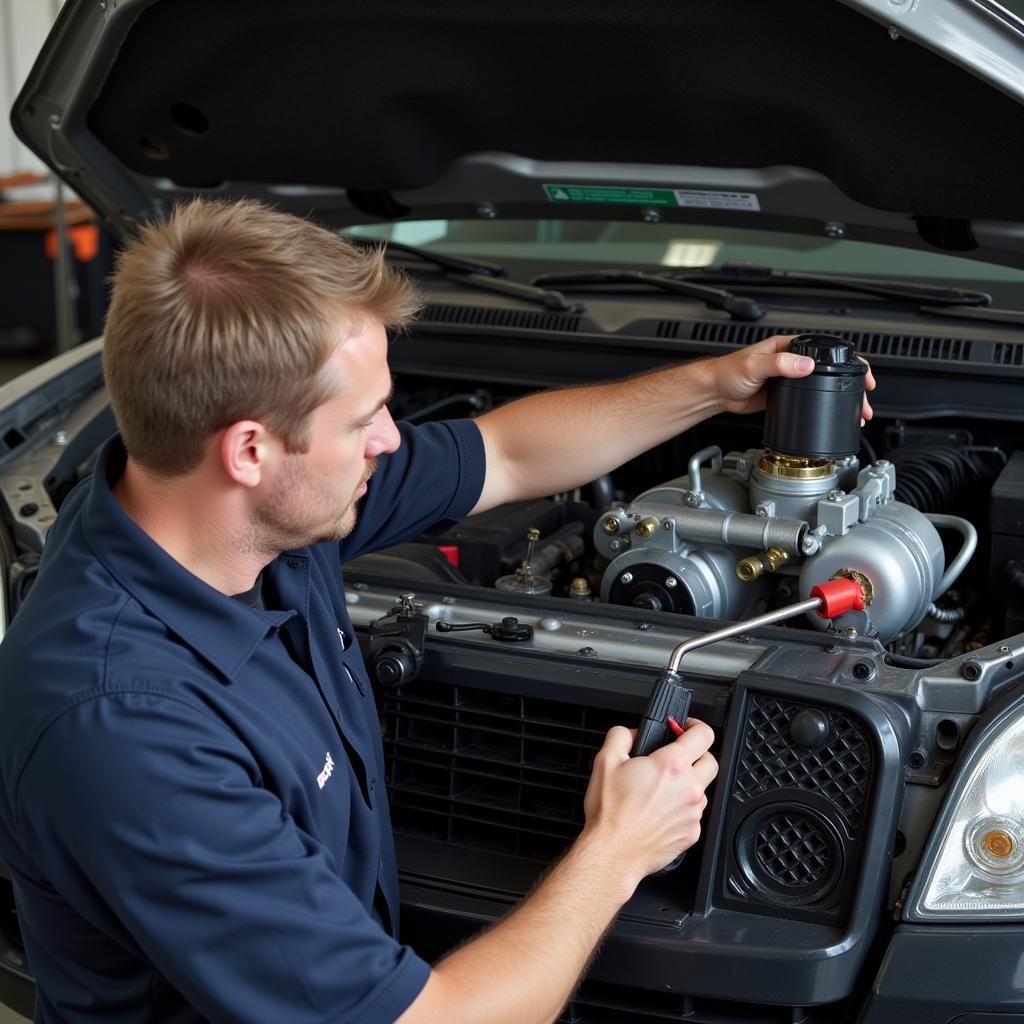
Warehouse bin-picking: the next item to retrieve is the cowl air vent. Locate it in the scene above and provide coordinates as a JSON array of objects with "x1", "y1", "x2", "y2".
[
  {"x1": 994, "y1": 341, "x2": 1024, "y2": 366},
  {"x1": 379, "y1": 680, "x2": 620, "y2": 861},
  {"x1": 670, "y1": 321, "x2": 975, "y2": 363},
  {"x1": 419, "y1": 303, "x2": 582, "y2": 333}
]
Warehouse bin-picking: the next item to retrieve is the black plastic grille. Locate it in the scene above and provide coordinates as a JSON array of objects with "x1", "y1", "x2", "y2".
[
  {"x1": 733, "y1": 695, "x2": 871, "y2": 836},
  {"x1": 379, "y1": 681, "x2": 621, "y2": 861},
  {"x1": 558, "y1": 978, "x2": 841, "y2": 1023},
  {"x1": 755, "y1": 812, "x2": 832, "y2": 887},
  {"x1": 420, "y1": 303, "x2": 582, "y2": 333}
]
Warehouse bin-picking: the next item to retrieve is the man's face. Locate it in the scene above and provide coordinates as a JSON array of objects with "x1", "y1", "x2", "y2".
[{"x1": 250, "y1": 317, "x2": 400, "y2": 552}]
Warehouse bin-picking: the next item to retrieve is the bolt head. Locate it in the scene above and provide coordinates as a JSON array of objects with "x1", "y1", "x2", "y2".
[
  {"x1": 642, "y1": 207, "x2": 661, "y2": 224},
  {"x1": 665, "y1": 576, "x2": 677, "y2": 589},
  {"x1": 477, "y1": 202, "x2": 497, "y2": 219},
  {"x1": 825, "y1": 220, "x2": 846, "y2": 238},
  {"x1": 602, "y1": 516, "x2": 620, "y2": 535},
  {"x1": 962, "y1": 659, "x2": 983, "y2": 681},
  {"x1": 685, "y1": 492, "x2": 700, "y2": 507},
  {"x1": 619, "y1": 572, "x2": 633, "y2": 585}
]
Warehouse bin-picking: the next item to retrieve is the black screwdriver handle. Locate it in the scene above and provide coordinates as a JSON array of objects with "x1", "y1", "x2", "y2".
[
  {"x1": 631, "y1": 668, "x2": 694, "y2": 873},
  {"x1": 631, "y1": 669, "x2": 693, "y2": 757}
]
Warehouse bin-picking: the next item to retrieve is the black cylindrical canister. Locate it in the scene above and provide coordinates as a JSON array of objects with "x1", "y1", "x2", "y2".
[{"x1": 762, "y1": 334, "x2": 867, "y2": 459}]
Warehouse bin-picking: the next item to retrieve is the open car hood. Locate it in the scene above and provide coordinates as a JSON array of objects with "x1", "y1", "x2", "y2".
[{"x1": 11, "y1": 0, "x2": 1024, "y2": 266}]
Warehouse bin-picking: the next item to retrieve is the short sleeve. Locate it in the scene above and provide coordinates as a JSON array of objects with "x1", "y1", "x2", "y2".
[
  {"x1": 339, "y1": 418, "x2": 485, "y2": 561},
  {"x1": 14, "y1": 690, "x2": 430, "y2": 1024}
]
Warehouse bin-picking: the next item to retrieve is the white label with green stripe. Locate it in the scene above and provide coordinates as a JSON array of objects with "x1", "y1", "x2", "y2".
[{"x1": 544, "y1": 184, "x2": 760, "y2": 211}]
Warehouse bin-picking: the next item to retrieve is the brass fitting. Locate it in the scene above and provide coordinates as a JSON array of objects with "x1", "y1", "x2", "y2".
[
  {"x1": 569, "y1": 577, "x2": 592, "y2": 598},
  {"x1": 736, "y1": 546, "x2": 790, "y2": 582},
  {"x1": 831, "y1": 568, "x2": 874, "y2": 606},
  {"x1": 758, "y1": 452, "x2": 834, "y2": 480},
  {"x1": 601, "y1": 516, "x2": 620, "y2": 535},
  {"x1": 634, "y1": 516, "x2": 661, "y2": 539}
]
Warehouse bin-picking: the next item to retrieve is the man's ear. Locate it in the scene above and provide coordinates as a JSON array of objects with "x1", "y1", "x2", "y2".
[{"x1": 219, "y1": 420, "x2": 272, "y2": 488}]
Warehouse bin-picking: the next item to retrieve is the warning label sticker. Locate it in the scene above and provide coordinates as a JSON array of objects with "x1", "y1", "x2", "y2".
[
  {"x1": 673, "y1": 190, "x2": 761, "y2": 211},
  {"x1": 544, "y1": 184, "x2": 760, "y2": 211},
  {"x1": 544, "y1": 185, "x2": 677, "y2": 206}
]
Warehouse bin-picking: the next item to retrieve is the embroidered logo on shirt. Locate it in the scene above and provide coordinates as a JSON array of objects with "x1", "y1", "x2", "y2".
[{"x1": 317, "y1": 752, "x2": 335, "y2": 790}]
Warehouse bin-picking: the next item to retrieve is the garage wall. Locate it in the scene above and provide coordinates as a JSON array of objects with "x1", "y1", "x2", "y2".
[{"x1": 0, "y1": 0, "x2": 59, "y2": 177}]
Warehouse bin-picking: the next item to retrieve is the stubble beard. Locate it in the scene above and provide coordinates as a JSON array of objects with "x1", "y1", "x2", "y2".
[{"x1": 246, "y1": 456, "x2": 377, "y2": 557}]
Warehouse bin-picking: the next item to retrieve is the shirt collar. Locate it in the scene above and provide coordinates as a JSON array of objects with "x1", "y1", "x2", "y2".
[{"x1": 82, "y1": 436, "x2": 296, "y2": 682}]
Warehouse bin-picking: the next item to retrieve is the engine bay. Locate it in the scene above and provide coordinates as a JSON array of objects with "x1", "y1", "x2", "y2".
[{"x1": 360, "y1": 335, "x2": 1021, "y2": 671}]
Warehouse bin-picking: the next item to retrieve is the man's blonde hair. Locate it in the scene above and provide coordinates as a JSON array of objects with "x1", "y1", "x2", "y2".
[{"x1": 102, "y1": 198, "x2": 420, "y2": 475}]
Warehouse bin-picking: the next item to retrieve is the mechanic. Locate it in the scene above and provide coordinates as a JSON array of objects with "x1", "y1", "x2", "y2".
[{"x1": 0, "y1": 199, "x2": 874, "y2": 1024}]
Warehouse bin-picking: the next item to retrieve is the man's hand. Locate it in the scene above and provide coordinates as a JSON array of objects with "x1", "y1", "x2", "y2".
[
  {"x1": 706, "y1": 334, "x2": 876, "y2": 422},
  {"x1": 583, "y1": 719, "x2": 718, "y2": 885}
]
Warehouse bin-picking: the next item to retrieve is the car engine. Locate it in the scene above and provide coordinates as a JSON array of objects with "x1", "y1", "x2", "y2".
[{"x1": 595, "y1": 335, "x2": 972, "y2": 647}]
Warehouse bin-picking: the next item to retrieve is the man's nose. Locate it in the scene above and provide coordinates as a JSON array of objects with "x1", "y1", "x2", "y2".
[{"x1": 366, "y1": 406, "x2": 401, "y2": 457}]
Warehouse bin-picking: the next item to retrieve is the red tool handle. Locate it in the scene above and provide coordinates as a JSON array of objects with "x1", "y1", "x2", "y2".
[{"x1": 810, "y1": 578, "x2": 866, "y2": 618}]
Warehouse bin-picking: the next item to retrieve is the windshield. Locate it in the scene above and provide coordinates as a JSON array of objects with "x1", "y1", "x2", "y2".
[{"x1": 344, "y1": 219, "x2": 1024, "y2": 285}]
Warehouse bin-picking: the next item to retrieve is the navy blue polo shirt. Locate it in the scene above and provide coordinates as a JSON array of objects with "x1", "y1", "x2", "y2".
[{"x1": 0, "y1": 419, "x2": 485, "y2": 1023}]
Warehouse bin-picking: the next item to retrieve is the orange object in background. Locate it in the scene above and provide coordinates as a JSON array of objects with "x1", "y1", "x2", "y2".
[
  {"x1": 44, "y1": 224, "x2": 100, "y2": 262},
  {"x1": 0, "y1": 174, "x2": 111, "y2": 352}
]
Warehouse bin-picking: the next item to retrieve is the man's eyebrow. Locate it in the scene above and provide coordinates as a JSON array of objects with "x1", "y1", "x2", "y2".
[{"x1": 351, "y1": 382, "x2": 394, "y2": 424}]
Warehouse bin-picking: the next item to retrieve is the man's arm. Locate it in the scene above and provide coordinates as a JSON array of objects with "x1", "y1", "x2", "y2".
[
  {"x1": 470, "y1": 334, "x2": 875, "y2": 515},
  {"x1": 398, "y1": 721, "x2": 717, "y2": 1024}
]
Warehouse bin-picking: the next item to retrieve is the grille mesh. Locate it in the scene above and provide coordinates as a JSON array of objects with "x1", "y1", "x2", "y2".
[
  {"x1": 754, "y1": 812, "x2": 832, "y2": 888},
  {"x1": 379, "y1": 681, "x2": 621, "y2": 860},
  {"x1": 733, "y1": 695, "x2": 871, "y2": 836}
]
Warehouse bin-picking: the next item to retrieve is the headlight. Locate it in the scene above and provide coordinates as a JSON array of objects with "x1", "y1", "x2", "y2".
[{"x1": 907, "y1": 698, "x2": 1024, "y2": 920}]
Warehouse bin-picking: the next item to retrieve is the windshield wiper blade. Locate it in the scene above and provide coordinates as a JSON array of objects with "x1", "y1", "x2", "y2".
[
  {"x1": 350, "y1": 236, "x2": 582, "y2": 313},
  {"x1": 346, "y1": 236, "x2": 507, "y2": 278},
  {"x1": 449, "y1": 273, "x2": 584, "y2": 313},
  {"x1": 530, "y1": 270, "x2": 764, "y2": 321},
  {"x1": 677, "y1": 264, "x2": 992, "y2": 307}
]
